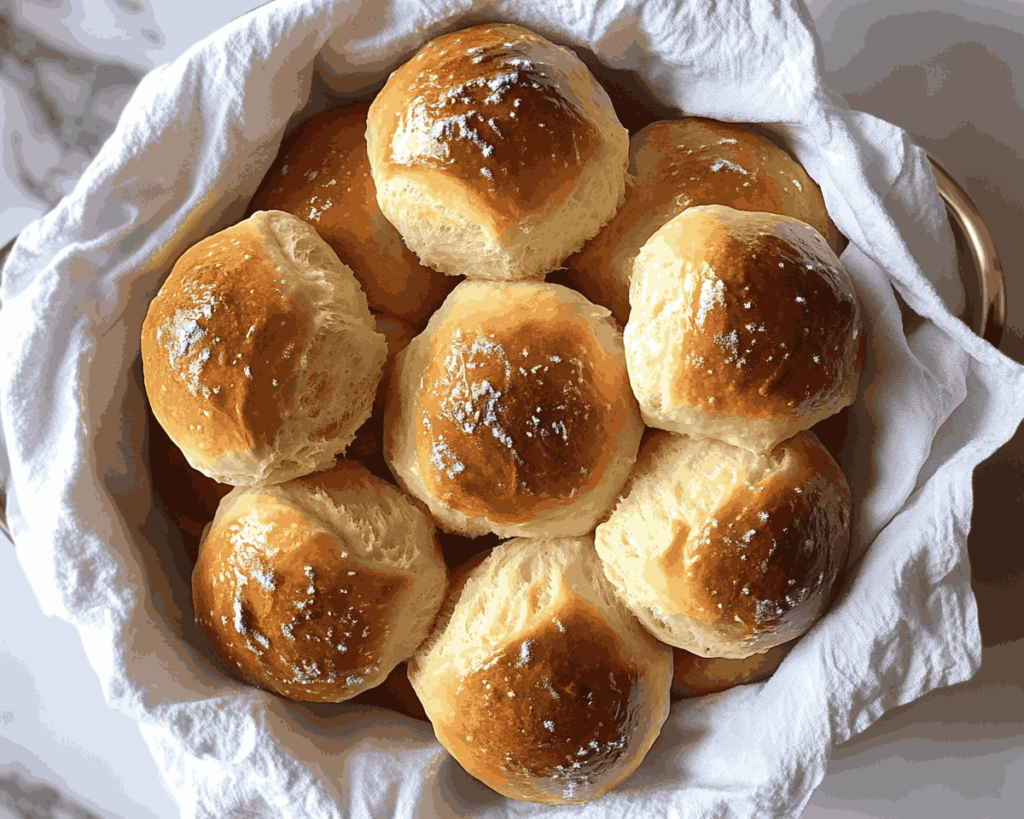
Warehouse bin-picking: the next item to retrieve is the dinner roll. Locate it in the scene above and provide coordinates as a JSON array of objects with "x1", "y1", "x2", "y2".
[
  {"x1": 625, "y1": 205, "x2": 862, "y2": 453},
  {"x1": 366, "y1": 23, "x2": 628, "y2": 281},
  {"x1": 384, "y1": 280, "x2": 644, "y2": 537},
  {"x1": 141, "y1": 211, "x2": 388, "y2": 486},
  {"x1": 670, "y1": 640, "x2": 796, "y2": 699},
  {"x1": 595, "y1": 430, "x2": 850, "y2": 659},
  {"x1": 247, "y1": 100, "x2": 458, "y2": 328},
  {"x1": 565, "y1": 118, "x2": 843, "y2": 325},
  {"x1": 408, "y1": 536, "x2": 672, "y2": 805},
  {"x1": 192, "y1": 460, "x2": 447, "y2": 703}
]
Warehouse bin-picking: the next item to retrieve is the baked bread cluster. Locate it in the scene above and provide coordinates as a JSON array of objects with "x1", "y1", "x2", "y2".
[{"x1": 140, "y1": 21, "x2": 863, "y2": 806}]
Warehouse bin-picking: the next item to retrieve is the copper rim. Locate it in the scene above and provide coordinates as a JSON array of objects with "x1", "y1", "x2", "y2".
[{"x1": 928, "y1": 155, "x2": 1008, "y2": 348}]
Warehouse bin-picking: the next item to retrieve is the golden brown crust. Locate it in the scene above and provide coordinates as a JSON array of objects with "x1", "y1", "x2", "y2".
[
  {"x1": 368, "y1": 24, "x2": 601, "y2": 237},
  {"x1": 625, "y1": 206, "x2": 862, "y2": 440},
  {"x1": 142, "y1": 211, "x2": 387, "y2": 485},
  {"x1": 676, "y1": 433, "x2": 849, "y2": 638},
  {"x1": 631, "y1": 119, "x2": 842, "y2": 253},
  {"x1": 565, "y1": 117, "x2": 843, "y2": 325},
  {"x1": 248, "y1": 101, "x2": 458, "y2": 326},
  {"x1": 193, "y1": 495, "x2": 411, "y2": 702},
  {"x1": 142, "y1": 219, "x2": 307, "y2": 462},
  {"x1": 595, "y1": 430, "x2": 851, "y2": 658},
  {"x1": 667, "y1": 211, "x2": 859, "y2": 420},
  {"x1": 408, "y1": 537, "x2": 672, "y2": 804},
  {"x1": 192, "y1": 460, "x2": 446, "y2": 703},
  {"x1": 410, "y1": 284, "x2": 636, "y2": 527},
  {"x1": 441, "y1": 597, "x2": 647, "y2": 804}
]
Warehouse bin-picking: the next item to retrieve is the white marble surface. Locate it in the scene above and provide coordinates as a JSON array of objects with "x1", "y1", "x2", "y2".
[{"x1": 1, "y1": 1, "x2": 1022, "y2": 817}]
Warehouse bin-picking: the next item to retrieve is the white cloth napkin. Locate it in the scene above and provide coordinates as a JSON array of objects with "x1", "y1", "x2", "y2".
[{"x1": 2, "y1": 1, "x2": 1023, "y2": 817}]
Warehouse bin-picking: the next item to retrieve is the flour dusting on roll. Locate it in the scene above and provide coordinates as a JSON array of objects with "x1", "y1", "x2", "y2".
[
  {"x1": 366, "y1": 23, "x2": 629, "y2": 281},
  {"x1": 141, "y1": 210, "x2": 388, "y2": 485},
  {"x1": 625, "y1": 205, "x2": 862, "y2": 454},
  {"x1": 384, "y1": 280, "x2": 643, "y2": 537},
  {"x1": 409, "y1": 536, "x2": 672, "y2": 805},
  {"x1": 595, "y1": 430, "x2": 851, "y2": 659}
]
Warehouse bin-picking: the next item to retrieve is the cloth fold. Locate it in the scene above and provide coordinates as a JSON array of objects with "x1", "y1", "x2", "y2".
[{"x1": 2, "y1": 1, "x2": 1023, "y2": 817}]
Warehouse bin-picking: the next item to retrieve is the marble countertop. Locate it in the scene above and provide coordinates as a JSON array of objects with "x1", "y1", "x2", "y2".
[{"x1": 1, "y1": 1, "x2": 1021, "y2": 817}]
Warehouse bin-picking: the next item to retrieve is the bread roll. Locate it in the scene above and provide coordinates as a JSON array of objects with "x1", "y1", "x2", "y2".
[
  {"x1": 565, "y1": 118, "x2": 843, "y2": 325},
  {"x1": 192, "y1": 460, "x2": 447, "y2": 702},
  {"x1": 384, "y1": 280, "x2": 644, "y2": 537},
  {"x1": 247, "y1": 100, "x2": 459, "y2": 328},
  {"x1": 671, "y1": 640, "x2": 796, "y2": 699},
  {"x1": 408, "y1": 536, "x2": 672, "y2": 805},
  {"x1": 594, "y1": 430, "x2": 850, "y2": 659},
  {"x1": 141, "y1": 211, "x2": 388, "y2": 486},
  {"x1": 625, "y1": 205, "x2": 862, "y2": 453},
  {"x1": 366, "y1": 23, "x2": 628, "y2": 281}
]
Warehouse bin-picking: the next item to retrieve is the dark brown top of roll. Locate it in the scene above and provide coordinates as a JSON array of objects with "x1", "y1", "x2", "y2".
[
  {"x1": 413, "y1": 286, "x2": 624, "y2": 525},
  {"x1": 193, "y1": 491, "x2": 412, "y2": 703},
  {"x1": 368, "y1": 23, "x2": 601, "y2": 235},
  {"x1": 445, "y1": 597, "x2": 646, "y2": 804}
]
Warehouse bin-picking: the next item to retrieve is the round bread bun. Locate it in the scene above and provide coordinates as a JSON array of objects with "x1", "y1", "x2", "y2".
[
  {"x1": 366, "y1": 23, "x2": 629, "y2": 281},
  {"x1": 141, "y1": 210, "x2": 388, "y2": 486},
  {"x1": 247, "y1": 100, "x2": 459, "y2": 328},
  {"x1": 344, "y1": 313, "x2": 419, "y2": 481},
  {"x1": 384, "y1": 280, "x2": 644, "y2": 538},
  {"x1": 408, "y1": 536, "x2": 672, "y2": 805},
  {"x1": 625, "y1": 205, "x2": 863, "y2": 454},
  {"x1": 192, "y1": 459, "x2": 447, "y2": 703},
  {"x1": 594, "y1": 430, "x2": 851, "y2": 659},
  {"x1": 564, "y1": 117, "x2": 844, "y2": 325},
  {"x1": 670, "y1": 639, "x2": 797, "y2": 699}
]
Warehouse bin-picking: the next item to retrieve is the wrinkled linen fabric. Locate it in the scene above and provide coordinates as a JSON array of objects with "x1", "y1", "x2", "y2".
[{"x1": 1, "y1": 1, "x2": 1023, "y2": 817}]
